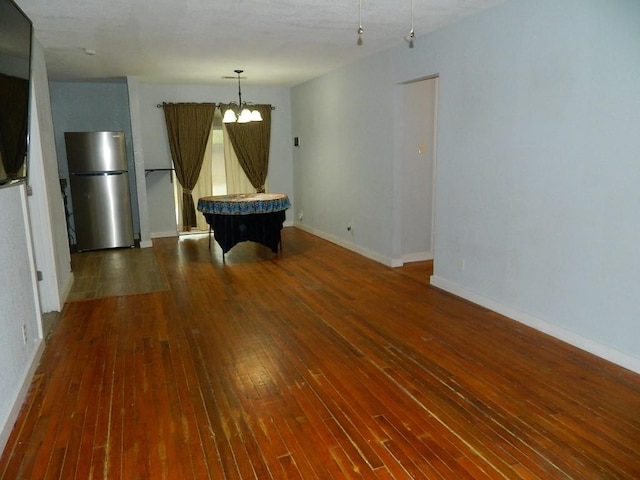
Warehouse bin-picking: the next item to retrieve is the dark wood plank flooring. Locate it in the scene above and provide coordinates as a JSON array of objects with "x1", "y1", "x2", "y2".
[{"x1": 2, "y1": 228, "x2": 639, "y2": 479}]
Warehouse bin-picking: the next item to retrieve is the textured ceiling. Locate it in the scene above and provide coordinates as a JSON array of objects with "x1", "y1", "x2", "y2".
[{"x1": 15, "y1": 0, "x2": 505, "y2": 87}]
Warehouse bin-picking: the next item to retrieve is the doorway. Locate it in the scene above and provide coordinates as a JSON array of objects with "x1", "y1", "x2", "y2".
[{"x1": 398, "y1": 76, "x2": 438, "y2": 264}]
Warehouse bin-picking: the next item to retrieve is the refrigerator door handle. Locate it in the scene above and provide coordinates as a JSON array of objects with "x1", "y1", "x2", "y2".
[{"x1": 71, "y1": 171, "x2": 127, "y2": 176}]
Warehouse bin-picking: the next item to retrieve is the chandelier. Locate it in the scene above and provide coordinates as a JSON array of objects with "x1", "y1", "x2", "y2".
[{"x1": 222, "y1": 70, "x2": 263, "y2": 123}]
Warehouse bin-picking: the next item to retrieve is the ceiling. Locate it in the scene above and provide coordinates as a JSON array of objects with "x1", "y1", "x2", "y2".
[{"x1": 16, "y1": 0, "x2": 505, "y2": 87}]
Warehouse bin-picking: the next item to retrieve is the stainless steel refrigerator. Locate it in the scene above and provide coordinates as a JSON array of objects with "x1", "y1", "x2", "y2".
[{"x1": 65, "y1": 131, "x2": 135, "y2": 251}]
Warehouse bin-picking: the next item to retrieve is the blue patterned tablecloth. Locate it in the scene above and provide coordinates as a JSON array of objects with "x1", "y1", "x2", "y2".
[{"x1": 197, "y1": 193, "x2": 291, "y2": 215}]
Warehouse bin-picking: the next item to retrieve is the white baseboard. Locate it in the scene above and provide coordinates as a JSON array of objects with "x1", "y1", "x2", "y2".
[
  {"x1": 292, "y1": 225, "x2": 435, "y2": 268},
  {"x1": 0, "y1": 338, "x2": 45, "y2": 455},
  {"x1": 58, "y1": 271, "x2": 74, "y2": 306},
  {"x1": 402, "y1": 252, "x2": 433, "y2": 264},
  {"x1": 150, "y1": 231, "x2": 178, "y2": 240},
  {"x1": 430, "y1": 275, "x2": 640, "y2": 375},
  {"x1": 294, "y1": 223, "x2": 398, "y2": 267}
]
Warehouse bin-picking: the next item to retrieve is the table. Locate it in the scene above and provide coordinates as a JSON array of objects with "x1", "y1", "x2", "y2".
[{"x1": 197, "y1": 193, "x2": 291, "y2": 254}]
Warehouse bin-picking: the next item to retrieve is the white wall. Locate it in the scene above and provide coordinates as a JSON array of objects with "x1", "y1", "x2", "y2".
[
  {"x1": 292, "y1": 0, "x2": 640, "y2": 372},
  {"x1": 0, "y1": 185, "x2": 43, "y2": 453},
  {"x1": 28, "y1": 36, "x2": 73, "y2": 312},
  {"x1": 135, "y1": 83, "x2": 294, "y2": 237},
  {"x1": 292, "y1": 53, "x2": 398, "y2": 264},
  {"x1": 0, "y1": 35, "x2": 72, "y2": 456},
  {"x1": 126, "y1": 77, "x2": 152, "y2": 247}
]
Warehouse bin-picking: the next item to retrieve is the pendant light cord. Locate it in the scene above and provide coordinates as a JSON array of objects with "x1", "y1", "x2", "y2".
[
  {"x1": 357, "y1": 0, "x2": 364, "y2": 45},
  {"x1": 235, "y1": 69, "x2": 243, "y2": 106},
  {"x1": 407, "y1": 0, "x2": 415, "y2": 48}
]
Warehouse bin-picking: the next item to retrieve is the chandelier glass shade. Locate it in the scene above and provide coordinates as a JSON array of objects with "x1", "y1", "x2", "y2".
[{"x1": 223, "y1": 70, "x2": 263, "y2": 123}]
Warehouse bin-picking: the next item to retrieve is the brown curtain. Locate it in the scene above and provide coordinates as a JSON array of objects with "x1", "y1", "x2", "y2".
[
  {"x1": 0, "y1": 73, "x2": 29, "y2": 179},
  {"x1": 222, "y1": 104, "x2": 271, "y2": 193},
  {"x1": 163, "y1": 102, "x2": 216, "y2": 230}
]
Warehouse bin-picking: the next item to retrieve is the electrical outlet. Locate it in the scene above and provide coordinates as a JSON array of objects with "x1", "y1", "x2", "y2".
[{"x1": 298, "y1": 211, "x2": 303, "y2": 221}]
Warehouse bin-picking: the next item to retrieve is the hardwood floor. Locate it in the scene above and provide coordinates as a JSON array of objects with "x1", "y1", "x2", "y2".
[
  {"x1": 67, "y1": 247, "x2": 169, "y2": 301},
  {"x1": 2, "y1": 228, "x2": 639, "y2": 479}
]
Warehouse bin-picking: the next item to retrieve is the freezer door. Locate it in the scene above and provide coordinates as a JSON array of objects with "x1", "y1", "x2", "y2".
[
  {"x1": 70, "y1": 172, "x2": 135, "y2": 251},
  {"x1": 65, "y1": 131, "x2": 127, "y2": 173}
]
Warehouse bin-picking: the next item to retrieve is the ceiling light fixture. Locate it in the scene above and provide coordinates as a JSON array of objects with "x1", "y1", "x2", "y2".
[
  {"x1": 222, "y1": 70, "x2": 263, "y2": 123},
  {"x1": 406, "y1": 0, "x2": 415, "y2": 48},
  {"x1": 357, "y1": 0, "x2": 364, "y2": 46}
]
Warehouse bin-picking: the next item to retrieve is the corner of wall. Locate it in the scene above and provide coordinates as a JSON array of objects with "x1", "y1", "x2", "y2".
[
  {"x1": 294, "y1": 223, "x2": 397, "y2": 267},
  {"x1": 429, "y1": 275, "x2": 640, "y2": 375},
  {"x1": 126, "y1": 76, "x2": 152, "y2": 247}
]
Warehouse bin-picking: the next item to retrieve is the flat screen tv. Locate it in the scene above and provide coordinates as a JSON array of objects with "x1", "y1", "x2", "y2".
[{"x1": 0, "y1": 0, "x2": 32, "y2": 186}]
